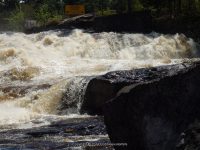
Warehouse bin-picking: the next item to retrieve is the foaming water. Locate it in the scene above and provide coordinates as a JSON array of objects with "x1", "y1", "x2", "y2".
[{"x1": 0, "y1": 29, "x2": 199, "y2": 129}]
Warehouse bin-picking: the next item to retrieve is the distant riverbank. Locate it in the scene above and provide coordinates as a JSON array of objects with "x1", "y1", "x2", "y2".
[
  {"x1": 23, "y1": 13, "x2": 200, "y2": 43},
  {"x1": 1, "y1": 12, "x2": 200, "y2": 42}
]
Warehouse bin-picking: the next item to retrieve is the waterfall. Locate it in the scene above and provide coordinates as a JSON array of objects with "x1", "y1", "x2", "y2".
[{"x1": 0, "y1": 29, "x2": 198, "y2": 129}]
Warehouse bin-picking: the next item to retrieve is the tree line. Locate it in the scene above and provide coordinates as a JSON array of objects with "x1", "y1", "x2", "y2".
[
  {"x1": 1, "y1": 0, "x2": 200, "y2": 16},
  {"x1": 0, "y1": 0, "x2": 200, "y2": 31},
  {"x1": 87, "y1": 0, "x2": 200, "y2": 17}
]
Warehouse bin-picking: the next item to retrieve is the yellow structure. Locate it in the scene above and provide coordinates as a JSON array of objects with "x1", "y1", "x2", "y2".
[{"x1": 65, "y1": 5, "x2": 85, "y2": 16}]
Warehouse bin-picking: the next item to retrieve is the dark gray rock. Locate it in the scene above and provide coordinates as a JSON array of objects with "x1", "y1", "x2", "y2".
[
  {"x1": 81, "y1": 62, "x2": 194, "y2": 115},
  {"x1": 101, "y1": 61, "x2": 200, "y2": 150}
]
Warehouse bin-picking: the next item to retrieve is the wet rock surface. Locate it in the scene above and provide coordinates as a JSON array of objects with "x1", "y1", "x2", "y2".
[
  {"x1": 98, "y1": 61, "x2": 200, "y2": 150},
  {"x1": 0, "y1": 116, "x2": 112, "y2": 150}
]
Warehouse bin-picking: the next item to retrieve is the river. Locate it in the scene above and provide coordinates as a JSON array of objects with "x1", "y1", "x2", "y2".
[{"x1": 0, "y1": 29, "x2": 199, "y2": 149}]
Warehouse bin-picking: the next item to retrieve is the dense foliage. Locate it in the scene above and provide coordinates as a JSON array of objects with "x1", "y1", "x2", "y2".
[
  {"x1": 1, "y1": 0, "x2": 200, "y2": 16},
  {"x1": 0, "y1": 0, "x2": 200, "y2": 31}
]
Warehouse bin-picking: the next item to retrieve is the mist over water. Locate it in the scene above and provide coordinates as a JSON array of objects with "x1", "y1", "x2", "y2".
[{"x1": 0, "y1": 29, "x2": 199, "y2": 129}]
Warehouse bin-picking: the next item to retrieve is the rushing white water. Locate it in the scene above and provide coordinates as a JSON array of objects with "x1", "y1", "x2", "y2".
[{"x1": 0, "y1": 29, "x2": 199, "y2": 129}]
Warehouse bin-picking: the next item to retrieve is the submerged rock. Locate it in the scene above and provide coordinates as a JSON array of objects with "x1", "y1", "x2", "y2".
[{"x1": 99, "y1": 61, "x2": 200, "y2": 150}]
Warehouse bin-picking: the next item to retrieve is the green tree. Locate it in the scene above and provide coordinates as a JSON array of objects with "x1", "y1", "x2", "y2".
[
  {"x1": 7, "y1": 6, "x2": 25, "y2": 31},
  {"x1": 35, "y1": 4, "x2": 51, "y2": 26}
]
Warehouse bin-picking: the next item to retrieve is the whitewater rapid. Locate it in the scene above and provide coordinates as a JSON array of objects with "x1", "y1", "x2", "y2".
[{"x1": 0, "y1": 29, "x2": 199, "y2": 129}]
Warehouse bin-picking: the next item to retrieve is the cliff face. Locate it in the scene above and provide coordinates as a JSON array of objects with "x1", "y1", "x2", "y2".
[{"x1": 81, "y1": 61, "x2": 200, "y2": 150}]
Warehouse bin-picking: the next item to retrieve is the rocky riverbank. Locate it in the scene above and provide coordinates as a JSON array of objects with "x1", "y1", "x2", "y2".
[
  {"x1": 0, "y1": 116, "x2": 112, "y2": 150},
  {"x1": 24, "y1": 13, "x2": 200, "y2": 42}
]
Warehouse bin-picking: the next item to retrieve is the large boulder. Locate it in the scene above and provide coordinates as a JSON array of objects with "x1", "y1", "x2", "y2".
[
  {"x1": 81, "y1": 62, "x2": 196, "y2": 115},
  {"x1": 102, "y1": 61, "x2": 200, "y2": 150}
]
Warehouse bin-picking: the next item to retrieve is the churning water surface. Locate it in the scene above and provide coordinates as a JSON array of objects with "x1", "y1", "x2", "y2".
[{"x1": 0, "y1": 29, "x2": 199, "y2": 130}]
